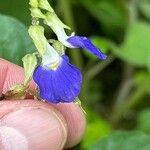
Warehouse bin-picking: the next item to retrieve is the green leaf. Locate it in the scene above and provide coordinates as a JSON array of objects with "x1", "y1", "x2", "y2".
[
  {"x1": 111, "y1": 21, "x2": 150, "y2": 69},
  {"x1": 139, "y1": 0, "x2": 150, "y2": 20},
  {"x1": 80, "y1": 0, "x2": 128, "y2": 34},
  {"x1": 0, "y1": 0, "x2": 30, "y2": 25},
  {"x1": 90, "y1": 131, "x2": 150, "y2": 150},
  {"x1": 137, "y1": 109, "x2": 150, "y2": 133},
  {"x1": 134, "y1": 71, "x2": 150, "y2": 93},
  {"x1": 0, "y1": 15, "x2": 35, "y2": 65},
  {"x1": 82, "y1": 110, "x2": 111, "y2": 149}
]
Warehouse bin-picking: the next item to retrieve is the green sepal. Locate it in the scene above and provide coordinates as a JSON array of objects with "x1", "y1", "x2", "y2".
[
  {"x1": 48, "y1": 39, "x2": 66, "y2": 55},
  {"x1": 28, "y1": 25, "x2": 47, "y2": 56},
  {"x1": 75, "y1": 97, "x2": 87, "y2": 115},
  {"x1": 4, "y1": 84, "x2": 27, "y2": 100},
  {"x1": 45, "y1": 12, "x2": 70, "y2": 30},
  {"x1": 22, "y1": 53, "x2": 38, "y2": 86}
]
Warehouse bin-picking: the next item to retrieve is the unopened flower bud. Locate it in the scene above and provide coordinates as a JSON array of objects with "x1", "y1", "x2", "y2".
[
  {"x1": 28, "y1": 25, "x2": 47, "y2": 56},
  {"x1": 22, "y1": 53, "x2": 37, "y2": 86}
]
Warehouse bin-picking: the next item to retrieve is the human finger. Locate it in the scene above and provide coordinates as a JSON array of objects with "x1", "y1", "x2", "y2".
[{"x1": 0, "y1": 100, "x2": 68, "y2": 150}]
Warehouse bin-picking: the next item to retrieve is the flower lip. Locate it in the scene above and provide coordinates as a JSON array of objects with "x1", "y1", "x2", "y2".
[
  {"x1": 33, "y1": 55, "x2": 82, "y2": 103},
  {"x1": 67, "y1": 36, "x2": 107, "y2": 60}
]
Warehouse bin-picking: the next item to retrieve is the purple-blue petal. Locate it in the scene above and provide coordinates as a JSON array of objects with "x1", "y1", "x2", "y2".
[
  {"x1": 67, "y1": 36, "x2": 107, "y2": 60},
  {"x1": 33, "y1": 55, "x2": 82, "y2": 103}
]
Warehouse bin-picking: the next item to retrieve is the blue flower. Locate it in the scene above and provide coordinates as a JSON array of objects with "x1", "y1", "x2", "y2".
[
  {"x1": 33, "y1": 37, "x2": 107, "y2": 103},
  {"x1": 33, "y1": 55, "x2": 82, "y2": 103}
]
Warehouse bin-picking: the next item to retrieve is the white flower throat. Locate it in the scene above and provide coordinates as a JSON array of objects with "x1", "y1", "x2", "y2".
[{"x1": 42, "y1": 43, "x2": 61, "y2": 70}]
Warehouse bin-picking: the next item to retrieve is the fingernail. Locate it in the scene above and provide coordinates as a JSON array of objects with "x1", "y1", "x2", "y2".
[{"x1": 0, "y1": 107, "x2": 67, "y2": 150}]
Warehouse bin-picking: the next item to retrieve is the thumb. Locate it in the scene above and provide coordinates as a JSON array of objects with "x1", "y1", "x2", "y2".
[{"x1": 0, "y1": 100, "x2": 67, "y2": 150}]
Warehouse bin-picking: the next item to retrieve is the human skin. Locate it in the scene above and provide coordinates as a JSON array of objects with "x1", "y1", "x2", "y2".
[{"x1": 0, "y1": 59, "x2": 86, "y2": 150}]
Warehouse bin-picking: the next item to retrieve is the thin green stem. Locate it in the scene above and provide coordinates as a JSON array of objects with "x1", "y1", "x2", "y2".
[
  {"x1": 112, "y1": 78, "x2": 150, "y2": 123},
  {"x1": 80, "y1": 55, "x2": 115, "y2": 102},
  {"x1": 128, "y1": 0, "x2": 138, "y2": 23},
  {"x1": 113, "y1": 64, "x2": 134, "y2": 113},
  {"x1": 59, "y1": 0, "x2": 83, "y2": 68},
  {"x1": 85, "y1": 55, "x2": 115, "y2": 80}
]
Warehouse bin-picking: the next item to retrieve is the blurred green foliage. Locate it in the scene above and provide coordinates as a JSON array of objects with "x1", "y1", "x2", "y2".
[
  {"x1": 137, "y1": 109, "x2": 150, "y2": 133},
  {"x1": 0, "y1": 0, "x2": 150, "y2": 149},
  {"x1": 111, "y1": 21, "x2": 150, "y2": 69},
  {"x1": 0, "y1": 15, "x2": 35, "y2": 65},
  {"x1": 82, "y1": 110, "x2": 111, "y2": 149},
  {"x1": 91, "y1": 131, "x2": 150, "y2": 150},
  {"x1": 80, "y1": 0, "x2": 128, "y2": 35},
  {"x1": 139, "y1": 0, "x2": 150, "y2": 19},
  {"x1": 0, "y1": 0, "x2": 30, "y2": 25}
]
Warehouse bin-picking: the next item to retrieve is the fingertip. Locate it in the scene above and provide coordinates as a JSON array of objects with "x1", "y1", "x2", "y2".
[
  {"x1": 53, "y1": 103, "x2": 86, "y2": 148},
  {"x1": 0, "y1": 100, "x2": 68, "y2": 150}
]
